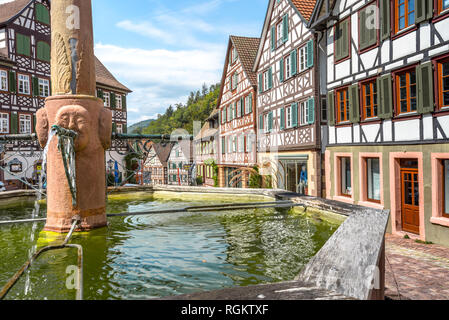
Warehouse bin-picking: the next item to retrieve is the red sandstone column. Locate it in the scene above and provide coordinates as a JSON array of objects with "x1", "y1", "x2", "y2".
[{"x1": 36, "y1": 0, "x2": 112, "y2": 233}]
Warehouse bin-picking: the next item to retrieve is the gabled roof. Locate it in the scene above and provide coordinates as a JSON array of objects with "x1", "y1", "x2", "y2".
[
  {"x1": 150, "y1": 143, "x2": 174, "y2": 166},
  {"x1": 94, "y1": 57, "x2": 132, "y2": 93},
  {"x1": 0, "y1": 0, "x2": 31, "y2": 25},
  {"x1": 172, "y1": 140, "x2": 193, "y2": 162},
  {"x1": 230, "y1": 36, "x2": 260, "y2": 86},
  {"x1": 252, "y1": 0, "x2": 319, "y2": 72},
  {"x1": 216, "y1": 35, "x2": 260, "y2": 109}
]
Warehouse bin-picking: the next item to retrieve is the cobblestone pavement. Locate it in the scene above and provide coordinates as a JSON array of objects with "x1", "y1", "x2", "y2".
[{"x1": 385, "y1": 234, "x2": 449, "y2": 300}]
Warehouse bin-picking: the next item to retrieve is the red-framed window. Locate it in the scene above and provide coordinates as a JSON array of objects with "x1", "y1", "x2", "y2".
[
  {"x1": 361, "y1": 79, "x2": 378, "y2": 120},
  {"x1": 437, "y1": 0, "x2": 449, "y2": 15},
  {"x1": 442, "y1": 159, "x2": 449, "y2": 218},
  {"x1": 437, "y1": 57, "x2": 449, "y2": 109},
  {"x1": 336, "y1": 87, "x2": 350, "y2": 123},
  {"x1": 395, "y1": 68, "x2": 417, "y2": 115},
  {"x1": 394, "y1": 0, "x2": 416, "y2": 34}
]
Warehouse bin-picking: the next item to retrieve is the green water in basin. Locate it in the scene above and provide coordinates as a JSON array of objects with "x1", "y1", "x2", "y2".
[{"x1": 0, "y1": 194, "x2": 340, "y2": 300}]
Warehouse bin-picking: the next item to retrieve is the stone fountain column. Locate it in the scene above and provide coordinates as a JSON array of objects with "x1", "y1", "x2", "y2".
[{"x1": 36, "y1": 0, "x2": 112, "y2": 233}]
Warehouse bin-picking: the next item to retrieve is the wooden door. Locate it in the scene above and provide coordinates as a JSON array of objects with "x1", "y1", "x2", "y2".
[{"x1": 401, "y1": 169, "x2": 420, "y2": 234}]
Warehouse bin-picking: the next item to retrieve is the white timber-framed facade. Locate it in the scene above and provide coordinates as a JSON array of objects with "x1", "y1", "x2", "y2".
[
  {"x1": 310, "y1": 0, "x2": 449, "y2": 246},
  {"x1": 254, "y1": 0, "x2": 323, "y2": 196}
]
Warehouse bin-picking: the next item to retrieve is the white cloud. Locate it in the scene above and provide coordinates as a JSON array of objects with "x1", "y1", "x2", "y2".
[{"x1": 94, "y1": 43, "x2": 224, "y2": 125}]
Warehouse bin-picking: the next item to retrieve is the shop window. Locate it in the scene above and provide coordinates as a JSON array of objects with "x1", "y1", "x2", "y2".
[
  {"x1": 366, "y1": 158, "x2": 381, "y2": 202},
  {"x1": 340, "y1": 157, "x2": 352, "y2": 196}
]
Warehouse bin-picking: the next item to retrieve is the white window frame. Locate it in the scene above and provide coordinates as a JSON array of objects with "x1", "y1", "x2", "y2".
[
  {"x1": 38, "y1": 78, "x2": 50, "y2": 97},
  {"x1": 0, "y1": 113, "x2": 9, "y2": 134},
  {"x1": 0, "y1": 70, "x2": 7, "y2": 91},
  {"x1": 286, "y1": 106, "x2": 292, "y2": 128},
  {"x1": 116, "y1": 123, "x2": 123, "y2": 134},
  {"x1": 18, "y1": 74, "x2": 30, "y2": 95},
  {"x1": 285, "y1": 55, "x2": 291, "y2": 79},
  {"x1": 300, "y1": 101, "x2": 308, "y2": 126},
  {"x1": 276, "y1": 21, "x2": 284, "y2": 47},
  {"x1": 263, "y1": 70, "x2": 269, "y2": 91},
  {"x1": 19, "y1": 114, "x2": 32, "y2": 134},
  {"x1": 116, "y1": 95, "x2": 122, "y2": 109},
  {"x1": 245, "y1": 95, "x2": 250, "y2": 114},
  {"x1": 298, "y1": 45, "x2": 308, "y2": 73},
  {"x1": 103, "y1": 92, "x2": 110, "y2": 107}
]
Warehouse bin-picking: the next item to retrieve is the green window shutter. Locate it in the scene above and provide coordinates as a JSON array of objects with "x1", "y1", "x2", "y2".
[
  {"x1": 426, "y1": 0, "x2": 433, "y2": 19},
  {"x1": 417, "y1": 62, "x2": 435, "y2": 114},
  {"x1": 328, "y1": 90, "x2": 335, "y2": 126},
  {"x1": 122, "y1": 95, "x2": 127, "y2": 110},
  {"x1": 380, "y1": 0, "x2": 390, "y2": 40},
  {"x1": 271, "y1": 26, "x2": 276, "y2": 51},
  {"x1": 224, "y1": 107, "x2": 227, "y2": 122},
  {"x1": 378, "y1": 74, "x2": 393, "y2": 119},
  {"x1": 240, "y1": 97, "x2": 244, "y2": 116},
  {"x1": 282, "y1": 14, "x2": 289, "y2": 43},
  {"x1": 335, "y1": 21, "x2": 349, "y2": 61},
  {"x1": 9, "y1": 71, "x2": 16, "y2": 93},
  {"x1": 359, "y1": 8, "x2": 377, "y2": 50},
  {"x1": 110, "y1": 93, "x2": 116, "y2": 109},
  {"x1": 280, "y1": 108, "x2": 285, "y2": 130},
  {"x1": 33, "y1": 114, "x2": 36, "y2": 133},
  {"x1": 416, "y1": 0, "x2": 427, "y2": 23},
  {"x1": 233, "y1": 102, "x2": 237, "y2": 119},
  {"x1": 97, "y1": 89, "x2": 104, "y2": 100},
  {"x1": 35, "y1": 3, "x2": 50, "y2": 24},
  {"x1": 268, "y1": 67, "x2": 273, "y2": 89},
  {"x1": 37, "y1": 42, "x2": 50, "y2": 61},
  {"x1": 112, "y1": 122, "x2": 117, "y2": 133},
  {"x1": 307, "y1": 39, "x2": 314, "y2": 68},
  {"x1": 259, "y1": 114, "x2": 263, "y2": 130},
  {"x1": 32, "y1": 76, "x2": 39, "y2": 96},
  {"x1": 308, "y1": 97, "x2": 315, "y2": 124},
  {"x1": 279, "y1": 58, "x2": 284, "y2": 83},
  {"x1": 292, "y1": 102, "x2": 298, "y2": 128},
  {"x1": 123, "y1": 124, "x2": 127, "y2": 134},
  {"x1": 259, "y1": 74, "x2": 263, "y2": 93},
  {"x1": 291, "y1": 50, "x2": 297, "y2": 76},
  {"x1": 349, "y1": 84, "x2": 360, "y2": 123},
  {"x1": 11, "y1": 113, "x2": 18, "y2": 134},
  {"x1": 16, "y1": 34, "x2": 30, "y2": 56},
  {"x1": 268, "y1": 111, "x2": 273, "y2": 132},
  {"x1": 249, "y1": 94, "x2": 252, "y2": 113}
]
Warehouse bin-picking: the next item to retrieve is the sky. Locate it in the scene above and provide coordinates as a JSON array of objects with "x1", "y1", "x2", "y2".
[{"x1": 89, "y1": 0, "x2": 269, "y2": 125}]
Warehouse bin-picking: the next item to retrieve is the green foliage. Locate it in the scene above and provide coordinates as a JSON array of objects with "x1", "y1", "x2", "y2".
[
  {"x1": 249, "y1": 166, "x2": 262, "y2": 189},
  {"x1": 196, "y1": 176, "x2": 203, "y2": 186},
  {"x1": 263, "y1": 175, "x2": 273, "y2": 189},
  {"x1": 138, "y1": 83, "x2": 221, "y2": 135}
]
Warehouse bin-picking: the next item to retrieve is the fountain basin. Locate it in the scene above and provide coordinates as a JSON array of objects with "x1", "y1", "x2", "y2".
[{"x1": 0, "y1": 191, "x2": 341, "y2": 300}]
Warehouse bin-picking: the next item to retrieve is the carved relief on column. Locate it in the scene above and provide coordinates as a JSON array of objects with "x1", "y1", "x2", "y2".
[{"x1": 50, "y1": 0, "x2": 95, "y2": 96}]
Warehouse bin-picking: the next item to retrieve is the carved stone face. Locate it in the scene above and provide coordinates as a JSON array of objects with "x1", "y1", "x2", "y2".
[{"x1": 55, "y1": 105, "x2": 91, "y2": 151}]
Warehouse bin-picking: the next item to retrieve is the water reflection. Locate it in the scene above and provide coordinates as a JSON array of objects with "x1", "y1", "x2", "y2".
[{"x1": 0, "y1": 198, "x2": 339, "y2": 300}]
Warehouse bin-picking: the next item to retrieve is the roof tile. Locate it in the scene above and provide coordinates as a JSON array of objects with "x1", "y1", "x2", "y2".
[{"x1": 290, "y1": 0, "x2": 318, "y2": 21}]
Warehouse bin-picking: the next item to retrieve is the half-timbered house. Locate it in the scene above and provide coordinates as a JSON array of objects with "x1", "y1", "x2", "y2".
[
  {"x1": 194, "y1": 110, "x2": 219, "y2": 187},
  {"x1": 216, "y1": 36, "x2": 259, "y2": 188},
  {"x1": 310, "y1": 0, "x2": 449, "y2": 246},
  {"x1": 254, "y1": 0, "x2": 322, "y2": 196},
  {"x1": 167, "y1": 140, "x2": 193, "y2": 186},
  {"x1": 0, "y1": 0, "x2": 131, "y2": 189},
  {"x1": 142, "y1": 143, "x2": 173, "y2": 186}
]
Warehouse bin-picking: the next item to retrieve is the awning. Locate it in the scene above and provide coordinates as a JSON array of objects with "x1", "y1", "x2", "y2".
[{"x1": 275, "y1": 154, "x2": 309, "y2": 161}]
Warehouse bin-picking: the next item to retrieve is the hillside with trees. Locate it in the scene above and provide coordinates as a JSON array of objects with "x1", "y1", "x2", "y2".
[{"x1": 132, "y1": 83, "x2": 221, "y2": 135}]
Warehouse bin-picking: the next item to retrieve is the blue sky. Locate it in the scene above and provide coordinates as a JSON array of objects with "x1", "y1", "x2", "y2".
[{"x1": 90, "y1": 0, "x2": 269, "y2": 125}]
